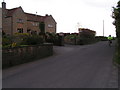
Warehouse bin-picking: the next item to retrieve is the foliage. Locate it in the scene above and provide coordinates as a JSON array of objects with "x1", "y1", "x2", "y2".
[
  {"x1": 2, "y1": 35, "x2": 12, "y2": 47},
  {"x1": 22, "y1": 35, "x2": 44, "y2": 45},
  {"x1": 65, "y1": 34, "x2": 78, "y2": 40},
  {"x1": 64, "y1": 34, "x2": 79, "y2": 45},
  {"x1": 13, "y1": 33, "x2": 30, "y2": 45},
  {"x1": 64, "y1": 32, "x2": 96, "y2": 45},
  {"x1": 11, "y1": 42, "x2": 17, "y2": 47},
  {"x1": 13, "y1": 33, "x2": 44, "y2": 45},
  {"x1": 112, "y1": 0, "x2": 120, "y2": 64},
  {"x1": 78, "y1": 32, "x2": 95, "y2": 45},
  {"x1": 95, "y1": 36, "x2": 108, "y2": 41},
  {"x1": 80, "y1": 31, "x2": 95, "y2": 38},
  {"x1": 3, "y1": 33, "x2": 44, "y2": 48},
  {"x1": 45, "y1": 32, "x2": 63, "y2": 46}
]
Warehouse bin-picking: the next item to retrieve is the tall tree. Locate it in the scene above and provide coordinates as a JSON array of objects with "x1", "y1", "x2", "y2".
[{"x1": 112, "y1": 0, "x2": 120, "y2": 63}]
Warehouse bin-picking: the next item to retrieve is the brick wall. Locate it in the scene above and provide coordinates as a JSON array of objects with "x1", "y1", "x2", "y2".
[{"x1": 2, "y1": 43, "x2": 53, "y2": 69}]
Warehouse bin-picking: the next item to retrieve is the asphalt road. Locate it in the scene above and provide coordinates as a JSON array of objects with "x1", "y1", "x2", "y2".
[{"x1": 2, "y1": 41, "x2": 118, "y2": 88}]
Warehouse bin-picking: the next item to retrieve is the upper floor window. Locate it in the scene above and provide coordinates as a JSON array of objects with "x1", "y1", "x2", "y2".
[
  {"x1": 32, "y1": 22, "x2": 38, "y2": 26},
  {"x1": 48, "y1": 24, "x2": 53, "y2": 28},
  {"x1": 17, "y1": 19, "x2": 24, "y2": 23}
]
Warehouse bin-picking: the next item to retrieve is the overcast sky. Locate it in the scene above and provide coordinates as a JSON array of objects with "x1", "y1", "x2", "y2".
[{"x1": 0, "y1": 0, "x2": 119, "y2": 36}]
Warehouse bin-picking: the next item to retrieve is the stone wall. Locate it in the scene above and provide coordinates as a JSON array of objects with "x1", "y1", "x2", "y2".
[{"x1": 2, "y1": 43, "x2": 53, "y2": 69}]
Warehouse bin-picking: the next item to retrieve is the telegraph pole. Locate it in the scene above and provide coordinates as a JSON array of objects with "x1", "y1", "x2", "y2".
[{"x1": 103, "y1": 20, "x2": 104, "y2": 37}]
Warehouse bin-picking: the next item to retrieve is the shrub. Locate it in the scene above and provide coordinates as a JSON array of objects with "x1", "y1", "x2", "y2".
[
  {"x1": 112, "y1": 0, "x2": 120, "y2": 64},
  {"x1": 22, "y1": 35, "x2": 44, "y2": 45},
  {"x1": 95, "y1": 36, "x2": 108, "y2": 41},
  {"x1": 65, "y1": 34, "x2": 77, "y2": 40},
  {"x1": 3, "y1": 33, "x2": 44, "y2": 48},
  {"x1": 45, "y1": 32, "x2": 64, "y2": 46},
  {"x1": 64, "y1": 34, "x2": 79, "y2": 45},
  {"x1": 78, "y1": 32, "x2": 95, "y2": 45},
  {"x1": 2, "y1": 36, "x2": 12, "y2": 46},
  {"x1": 13, "y1": 33, "x2": 30, "y2": 45}
]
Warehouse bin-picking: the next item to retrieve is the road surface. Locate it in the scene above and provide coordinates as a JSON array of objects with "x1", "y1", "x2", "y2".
[{"x1": 2, "y1": 41, "x2": 118, "y2": 88}]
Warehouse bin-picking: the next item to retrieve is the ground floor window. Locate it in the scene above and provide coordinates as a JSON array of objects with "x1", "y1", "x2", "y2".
[
  {"x1": 17, "y1": 28, "x2": 23, "y2": 33},
  {"x1": 31, "y1": 31, "x2": 37, "y2": 35},
  {"x1": 27, "y1": 29, "x2": 31, "y2": 33}
]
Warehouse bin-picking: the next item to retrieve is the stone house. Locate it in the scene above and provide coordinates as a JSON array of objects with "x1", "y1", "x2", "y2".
[{"x1": 2, "y1": 1, "x2": 57, "y2": 35}]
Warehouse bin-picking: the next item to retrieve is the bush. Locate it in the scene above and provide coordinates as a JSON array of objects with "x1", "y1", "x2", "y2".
[
  {"x1": 2, "y1": 33, "x2": 44, "y2": 48},
  {"x1": 13, "y1": 33, "x2": 30, "y2": 45},
  {"x1": 2, "y1": 36, "x2": 12, "y2": 47},
  {"x1": 45, "y1": 32, "x2": 64, "y2": 46},
  {"x1": 65, "y1": 34, "x2": 77, "y2": 40},
  {"x1": 13, "y1": 33, "x2": 44, "y2": 45},
  {"x1": 22, "y1": 35, "x2": 44, "y2": 45},
  {"x1": 78, "y1": 32, "x2": 96, "y2": 45},
  {"x1": 64, "y1": 34, "x2": 79, "y2": 45},
  {"x1": 95, "y1": 36, "x2": 108, "y2": 41}
]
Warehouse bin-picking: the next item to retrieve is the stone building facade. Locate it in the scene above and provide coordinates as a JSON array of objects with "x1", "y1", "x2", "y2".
[{"x1": 2, "y1": 2, "x2": 57, "y2": 35}]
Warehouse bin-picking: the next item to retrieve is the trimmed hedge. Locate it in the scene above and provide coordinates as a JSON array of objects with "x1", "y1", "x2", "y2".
[
  {"x1": 45, "y1": 32, "x2": 64, "y2": 46},
  {"x1": 95, "y1": 36, "x2": 108, "y2": 41}
]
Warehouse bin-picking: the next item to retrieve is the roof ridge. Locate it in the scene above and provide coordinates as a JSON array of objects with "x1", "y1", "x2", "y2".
[
  {"x1": 25, "y1": 12, "x2": 45, "y2": 17},
  {"x1": 6, "y1": 7, "x2": 22, "y2": 17},
  {"x1": 7, "y1": 6, "x2": 21, "y2": 11},
  {"x1": 25, "y1": 12, "x2": 45, "y2": 22}
]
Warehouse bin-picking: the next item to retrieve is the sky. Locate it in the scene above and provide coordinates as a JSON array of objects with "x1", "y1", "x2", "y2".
[{"x1": 0, "y1": 0, "x2": 119, "y2": 36}]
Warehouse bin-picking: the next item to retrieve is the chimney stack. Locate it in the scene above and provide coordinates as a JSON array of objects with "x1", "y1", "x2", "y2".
[
  {"x1": 2, "y1": 1, "x2": 6, "y2": 9},
  {"x1": 45, "y1": 14, "x2": 48, "y2": 16}
]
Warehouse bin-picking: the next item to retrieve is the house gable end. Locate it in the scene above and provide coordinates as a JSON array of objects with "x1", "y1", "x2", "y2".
[{"x1": 46, "y1": 15, "x2": 57, "y2": 24}]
